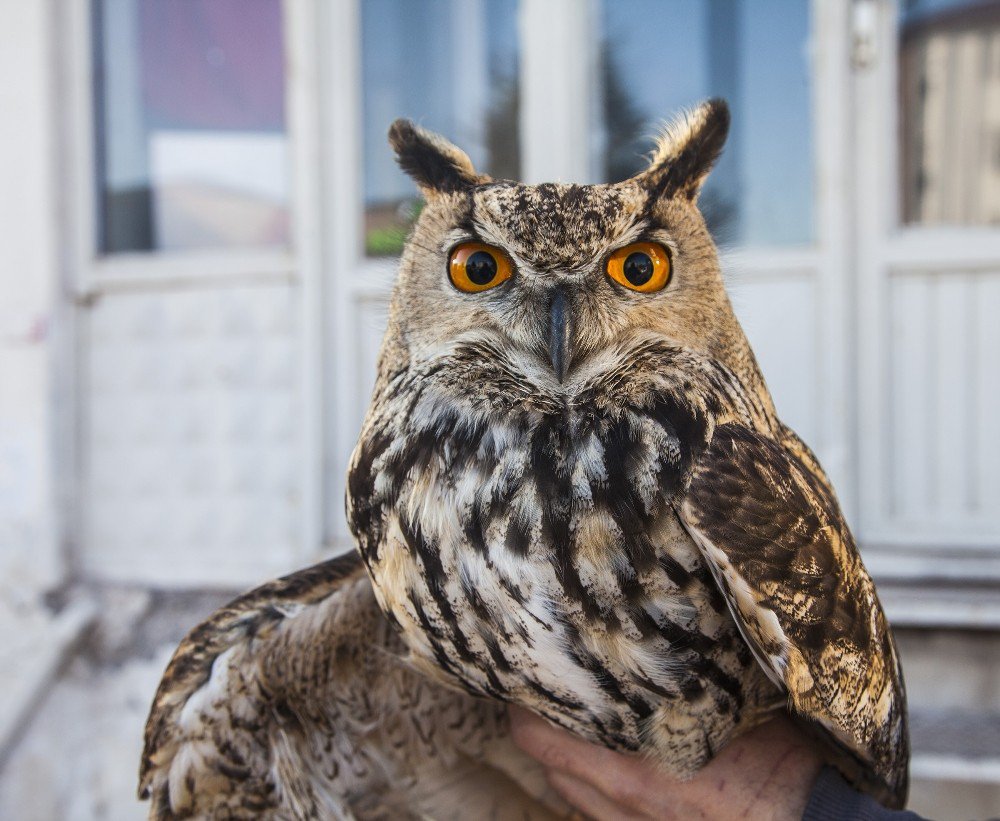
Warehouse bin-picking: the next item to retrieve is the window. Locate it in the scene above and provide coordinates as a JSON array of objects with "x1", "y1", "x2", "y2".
[
  {"x1": 899, "y1": 0, "x2": 1000, "y2": 226},
  {"x1": 92, "y1": 0, "x2": 289, "y2": 253},
  {"x1": 597, "y1": 0, "x2": 813, "y2": 247},
  {"x1": 361, "y1": 0, "x2": 520, "y2": 256}
]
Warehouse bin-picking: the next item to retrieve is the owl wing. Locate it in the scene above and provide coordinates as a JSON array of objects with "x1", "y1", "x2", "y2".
[
  {"x1": 675, "y1": 422, "x2": 909, "y2": 809},
  {"x1": 139, "y1": 551, "x2": 565, "y2": 820}
]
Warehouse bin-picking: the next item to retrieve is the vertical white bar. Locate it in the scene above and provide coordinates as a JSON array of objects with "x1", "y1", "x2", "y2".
[
  {"x1": 974, "y1": 273, "x2": 1000, "y2": 517},
  {"x1": 62, "y1": 0, "x2": 98, "y2": 578},
  {"x1": 812, "y1": 0, "x2": 855, "y2": 520},
  {"x1": 519, "y1": 0, "x2": 596, "y2": 183},
  {"x1": 320, "y1": 0, "x2": 365, "y2": 553},
  {"x1": 285, "y1": 0, "x2": 324, "y2": 562},
  {"x1": 0, "y1": 0, "x2": 64, "y2": 590},
  {"x1": 930, "y1": 273, "x2": 972, "y2": 517},
  {"x1": 888, "y1": 274, "x2": 932, "y2": 520},
  {"x1": 50, "y1": 0, "x2": 82, "y2": 586},
  {"x1": 853, "y1": 0, "x2": 899, "y2": 541},
  {"x1": 66, "y1": 0, "x2": 99, "y2": 293}
]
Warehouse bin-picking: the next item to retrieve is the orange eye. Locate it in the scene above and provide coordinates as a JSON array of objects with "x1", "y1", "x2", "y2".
[
  {"x1": 448, "y1": 242, "x2": 513, "y2": 293},
  {"x1": 606, "y1": 242, "x2": 671, "y2": 293}
]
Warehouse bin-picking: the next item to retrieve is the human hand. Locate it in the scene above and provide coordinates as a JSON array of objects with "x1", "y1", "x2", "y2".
[{"x1": 509, "y1": 707, "x2": 823, "y2": 821}]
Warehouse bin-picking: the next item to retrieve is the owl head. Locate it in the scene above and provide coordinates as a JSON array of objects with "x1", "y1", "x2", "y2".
[{"x1": 380, "y1": 98, "x2": 767, "y2": 410}]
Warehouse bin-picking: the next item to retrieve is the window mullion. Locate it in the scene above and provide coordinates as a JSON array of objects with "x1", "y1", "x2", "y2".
[{"x1": 518, "y1": 0, "x2": 598, "y2": 183}]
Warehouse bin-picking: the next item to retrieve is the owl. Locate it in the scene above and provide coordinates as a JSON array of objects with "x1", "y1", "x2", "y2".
[{"x1": 139, "y1": 100, "x2": 909, "y2": 819}]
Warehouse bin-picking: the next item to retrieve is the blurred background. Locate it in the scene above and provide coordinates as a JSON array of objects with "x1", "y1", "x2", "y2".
[{"x1": 0, "y1": 0, "x2": 998, "y2": 817}]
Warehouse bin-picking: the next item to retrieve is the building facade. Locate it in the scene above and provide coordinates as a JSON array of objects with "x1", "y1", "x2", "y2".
[{"x1": 0, "y1": 1, "x2": 998, "y2": 817}]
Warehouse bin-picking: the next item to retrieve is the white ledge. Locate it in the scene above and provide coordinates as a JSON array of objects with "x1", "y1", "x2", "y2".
[
  {"x1": 877, "y1": 584, "x2": 1000, "y2": 631},
  {"x1": 911, "y1": 754, "x2": 1000, "y2": 784},
  {"x1": 0, "y1": 598, "x2": 97, "y2": 766}
]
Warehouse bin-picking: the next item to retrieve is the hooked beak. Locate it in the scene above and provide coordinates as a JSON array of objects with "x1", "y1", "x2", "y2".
[{"x1": 548, "y1": 288, "x2": 573, "y2": 383}]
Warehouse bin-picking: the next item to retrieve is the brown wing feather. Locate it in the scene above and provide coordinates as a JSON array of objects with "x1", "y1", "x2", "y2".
[
  {"x1": 139, "y1": 551, "x2": 566, "y2": 820},
  {"x1": 676, "y1": 423, "x2": 909, "y2": 809}
]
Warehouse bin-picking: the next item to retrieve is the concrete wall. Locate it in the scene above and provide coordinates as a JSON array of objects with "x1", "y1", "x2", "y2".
[{"x1": 0, "y1": 1, "x2": 65, "y2": 592}]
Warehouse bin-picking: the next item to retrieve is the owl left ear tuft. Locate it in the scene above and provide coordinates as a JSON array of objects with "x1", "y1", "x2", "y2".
[
  {"x1": 388, "y1": 119, "x2": 489, "y2": 197},
  {"x1": 636, "y1": 98, "x2": 730, "y2": 201}
]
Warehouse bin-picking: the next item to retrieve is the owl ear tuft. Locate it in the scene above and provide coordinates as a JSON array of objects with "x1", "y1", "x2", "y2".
[
  {"x1": 388, "y1": 119, "x2": 488, "y2": 197},
  {"x1": 636, "y1": 99, "x2": 730, "y2": 201}
]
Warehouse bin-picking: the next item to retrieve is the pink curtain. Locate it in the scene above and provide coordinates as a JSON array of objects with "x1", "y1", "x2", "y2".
[{"x1": 139, "y1": 0, "x2": 285, "y2": 131}]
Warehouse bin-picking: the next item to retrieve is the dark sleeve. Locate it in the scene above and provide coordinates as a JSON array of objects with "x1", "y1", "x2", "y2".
[{"x1": 802, "y1": 768, "x2": 927, "y2": 821}]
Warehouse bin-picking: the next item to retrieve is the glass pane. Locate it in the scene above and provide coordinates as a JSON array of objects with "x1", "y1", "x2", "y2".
[
  {"x1": 598, "y1": 0, "x2": 813, "y2": 247},
  {"x1": 93, "y1": 0, "x2": 289, "y2": 254},
  {"x1": 362, "y1": 0, "x2": 520, "y2": 256},
  {"x1": 900, "y1": 0, "x2": 1000, "y2": 226}
]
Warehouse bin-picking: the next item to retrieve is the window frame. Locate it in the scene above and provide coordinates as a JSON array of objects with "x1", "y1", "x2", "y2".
[
  {"x1": 68, "y1": 0, "x2": 309, "y2": 294},
  {"x1": 64, "y1": 0, "x2": 326, "y2": 580},
  {"x1": 853, "y1": 0, "x2": 1000, "y2": 590}
]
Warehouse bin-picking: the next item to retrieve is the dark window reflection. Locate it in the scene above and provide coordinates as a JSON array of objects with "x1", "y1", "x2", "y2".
[
  {"x1": 362, "y1": 0, "x2": 520, "y2": 257},
  {"x1": 93, "y1": 0, "x2": 289, "y2": 254},
  {"x1": 900, "y1": 0, "x2": 1000, "y2": 226},
  {"x1": 600, "y1": 0, "x2": 813, "y2": 248}
]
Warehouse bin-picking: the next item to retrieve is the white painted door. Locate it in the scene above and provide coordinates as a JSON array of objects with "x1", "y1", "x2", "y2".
[
  {"x1": 853, "y1": 0, "x2": 1000, "y2": 575},
  {"x1": 71, "y1": 0, "x2": 324, "y2": 586}
]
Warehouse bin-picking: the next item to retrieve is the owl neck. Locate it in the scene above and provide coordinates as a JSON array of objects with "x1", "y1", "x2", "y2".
[
  {"x1": 709, "y1": 322, "x2": 777, "y2": 427},
  {"x1": 348, "y1": 337, "x2": 779, "y2": 568}
]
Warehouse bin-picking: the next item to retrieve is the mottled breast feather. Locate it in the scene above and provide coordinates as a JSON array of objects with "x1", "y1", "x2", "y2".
[
  {"x1": 350, "y1": 341, "x2": 786, "y2": 774},
  {"x1": 347, "y1": 335, "x2": 908, "y2": 808}
]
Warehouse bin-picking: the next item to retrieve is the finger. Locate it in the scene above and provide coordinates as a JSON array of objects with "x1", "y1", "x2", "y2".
[
  {"x1": 547, "y1": 771, "x2": 645, "y2": 821},
  {"x1": 508, "y1": 707, "x2": 666, "y2": 811},
  {"x1": 508, "y1": 707, "x2": 621, "y2": 778}
]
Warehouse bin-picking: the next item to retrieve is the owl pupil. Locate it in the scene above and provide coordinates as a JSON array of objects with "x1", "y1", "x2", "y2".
[
  {"x1": 465, "y1": 251, "x2": 498, "y2": 285},
  {"x1": 623, "y1": 252, "x2": 654, "y2": 286}
]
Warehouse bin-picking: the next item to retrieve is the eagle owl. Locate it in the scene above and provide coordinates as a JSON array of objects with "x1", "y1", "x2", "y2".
[{"x1": 139, "y1": 100, "x2": 909, "y2": 819}]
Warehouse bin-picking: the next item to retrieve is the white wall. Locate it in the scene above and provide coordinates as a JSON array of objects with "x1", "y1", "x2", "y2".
[
  {"x1": 0, "y1": 0, "x2": 64, "y2": 593},
  {"x1": 81, "y1": 283, "x2": 305, "y2": 586}
]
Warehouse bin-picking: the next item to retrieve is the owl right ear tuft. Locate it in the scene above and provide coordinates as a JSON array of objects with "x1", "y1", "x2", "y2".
[
  {"x1": 635, "y1": 99, "x2": 730, "y2": 202},
  {"x1": 388, "y1": 119, "x2": 488, "y2": 197}
]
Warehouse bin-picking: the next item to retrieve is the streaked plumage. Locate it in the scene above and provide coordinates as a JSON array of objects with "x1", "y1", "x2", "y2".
[
  {"x1": 140, "y1": 100, "x2": 909, "y2": 818},
  {"x1": 139, "y1": 553, "x2": 566, "y2": 819}
]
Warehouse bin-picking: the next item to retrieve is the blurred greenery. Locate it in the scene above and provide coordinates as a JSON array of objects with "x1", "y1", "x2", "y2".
[
  {"x1": 365, "y1": 225, "x2": 410, "y2": 256},
  {"x1": 365, "y1": 198, "x2": 424, "y2": 256}
]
